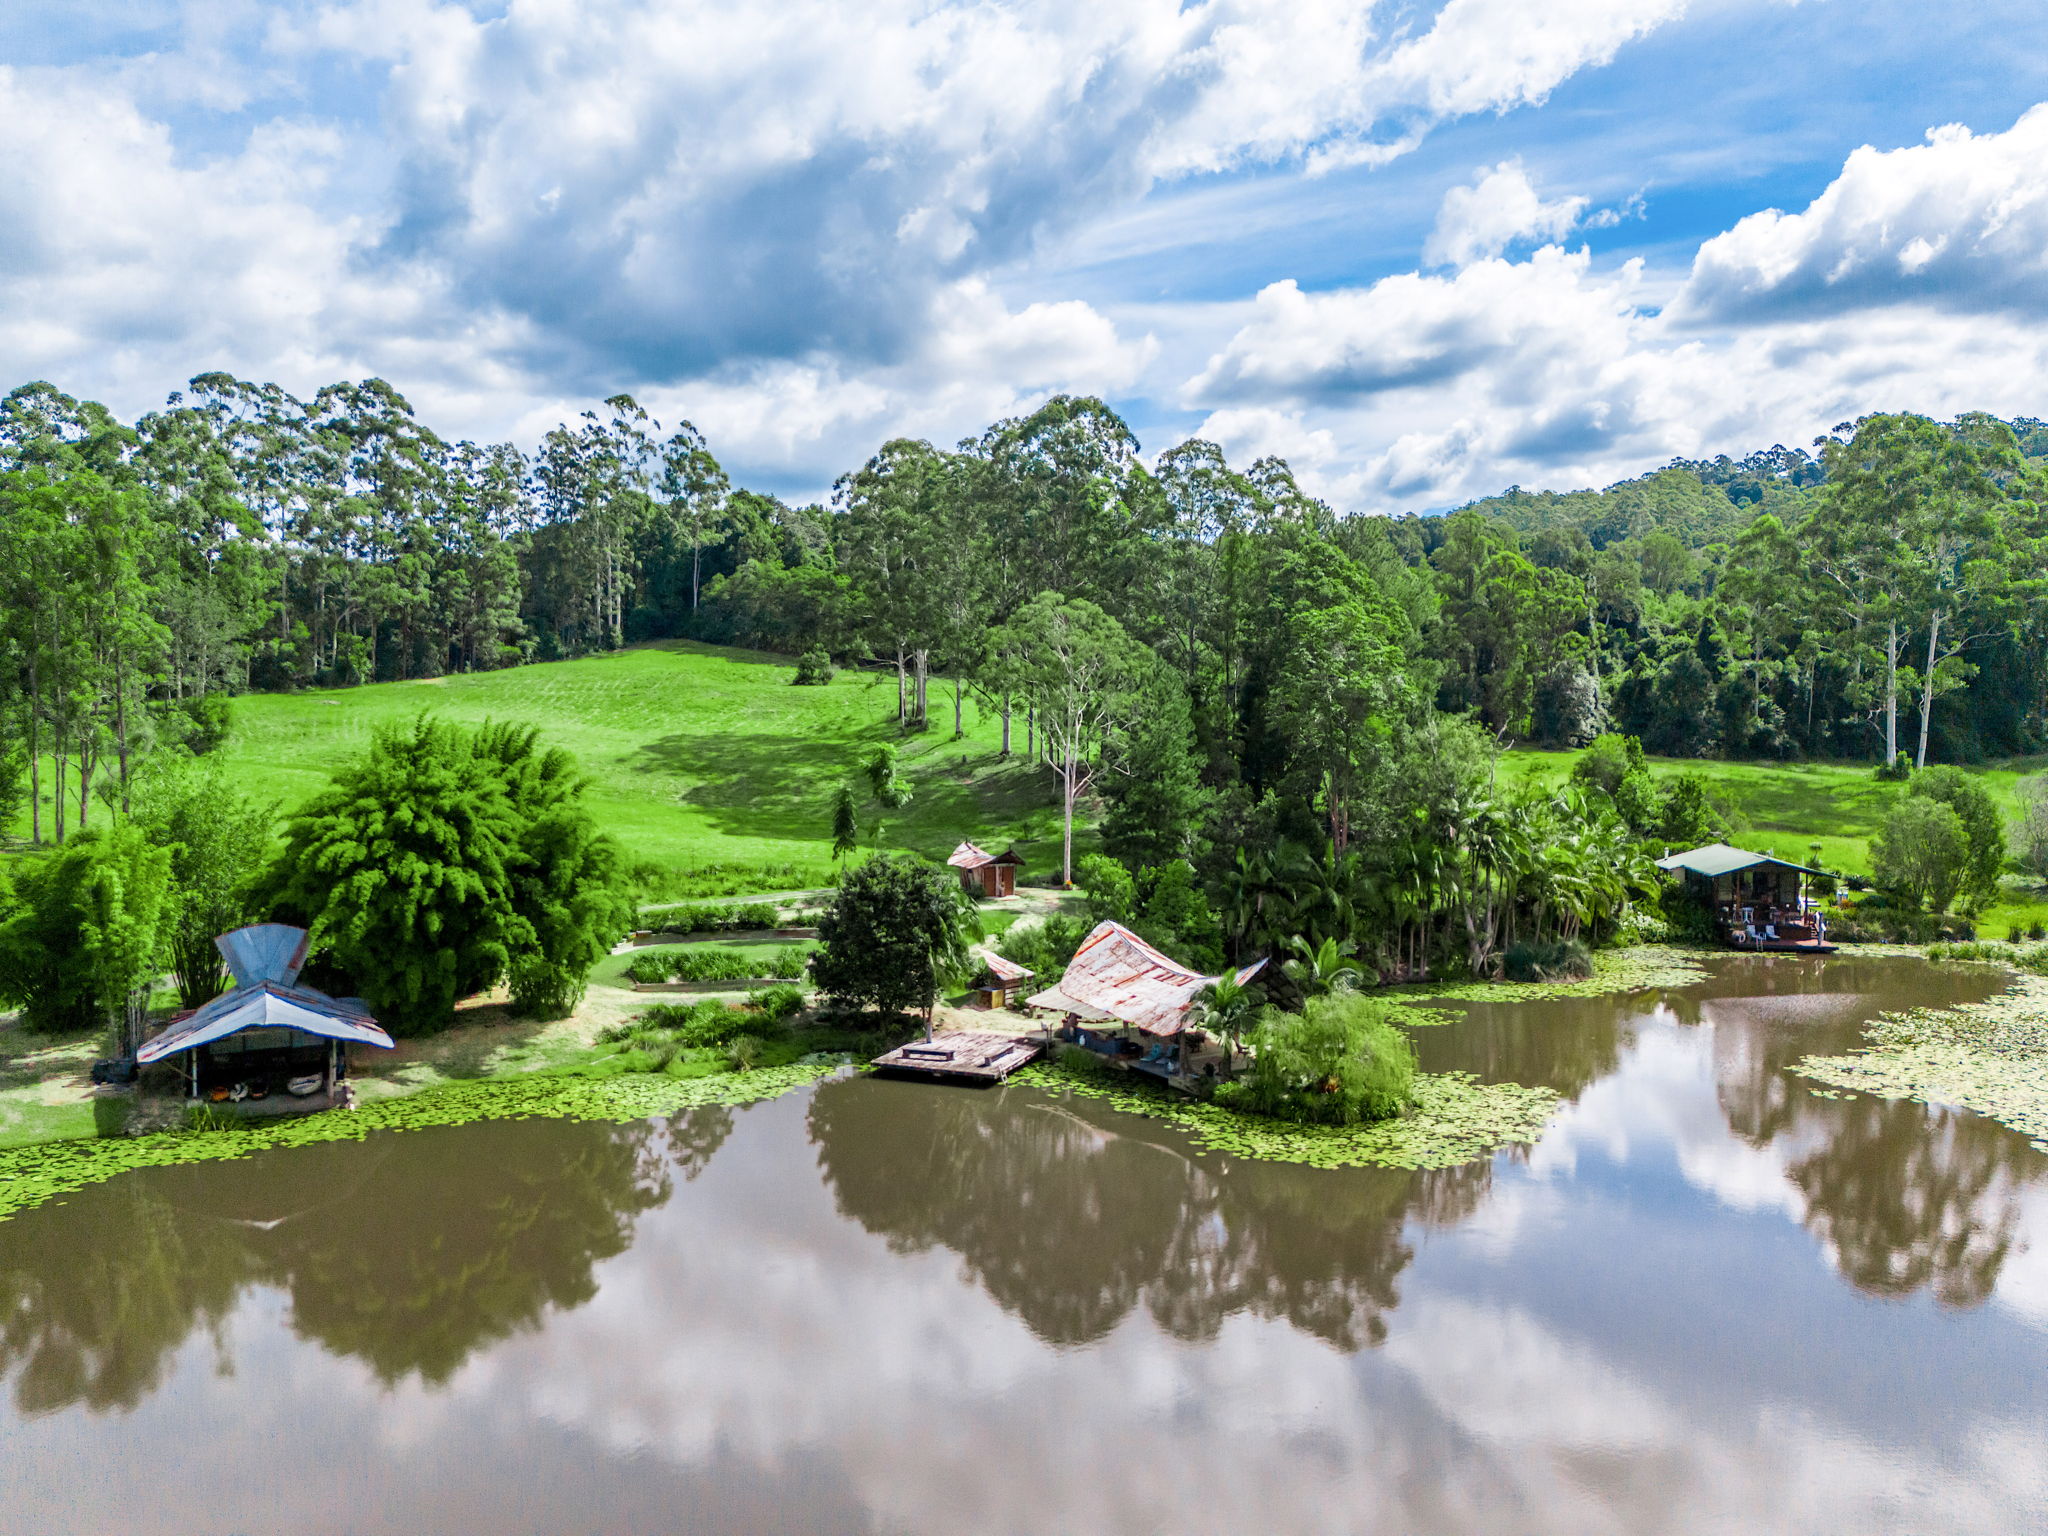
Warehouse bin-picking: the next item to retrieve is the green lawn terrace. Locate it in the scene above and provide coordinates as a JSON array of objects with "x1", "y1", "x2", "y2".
[
  {"x1": 1505, "y1": 747, "x2": 2048, "y2": 935},
  {"x1": 200, "y1": 641, "x2": 1080, "y2": 892}
]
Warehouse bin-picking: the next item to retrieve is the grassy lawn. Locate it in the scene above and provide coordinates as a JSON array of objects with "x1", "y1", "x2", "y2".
[
  {"x1": 164, "y1": 641, "x2": 1078, "y2": 889},
  {"x1": 1505, "y1": 748, "x2": 2048, "y2": 935}
]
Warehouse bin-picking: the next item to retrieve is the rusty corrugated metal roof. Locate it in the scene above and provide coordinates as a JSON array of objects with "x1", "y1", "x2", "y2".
[
  {"x1": 948, "y1": 840, "x2": 1025, "y2": 870},
  {"x1": 980, "y1": 952, "x2": 1033, "y2": 983},
  {"x1": 1023, "y1": 920, "x2": 1265, "y2": 1037}
]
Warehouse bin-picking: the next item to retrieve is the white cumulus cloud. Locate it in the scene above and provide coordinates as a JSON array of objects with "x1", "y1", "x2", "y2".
[{"x1": 1425, "y1": 159, "x2": 1590, "y2": 267}]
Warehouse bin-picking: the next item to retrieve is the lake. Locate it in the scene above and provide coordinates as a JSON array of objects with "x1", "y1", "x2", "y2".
[{"x1": 2, "y1": 956, "x2": 2044, "y2": 1534}]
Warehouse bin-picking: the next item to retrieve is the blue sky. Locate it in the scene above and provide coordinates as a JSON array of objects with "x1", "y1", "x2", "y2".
[{"x1": 3, "y1": 0, "x2": 2046, "y2": 509}]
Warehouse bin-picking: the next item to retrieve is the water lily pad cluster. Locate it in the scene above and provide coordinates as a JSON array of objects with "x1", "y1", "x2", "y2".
[
  {"x1": 0, "y1": 1060, "x2": 838, "y2": 1224},
  {"x1": 1013, "y1": 1058, "x2": 1559, "y2": 1171},
  {"x1": 1792, "y1": 972, "x2": 2048, "y2": 1154},
  {"x1": 1384, "y1": 944, "x2": 1712, "y2": 1018}
]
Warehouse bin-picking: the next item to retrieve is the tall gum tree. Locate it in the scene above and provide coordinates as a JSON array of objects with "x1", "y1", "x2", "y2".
[{"x1": 994, "y1": 593, "x2": 1146, "y2": 886}]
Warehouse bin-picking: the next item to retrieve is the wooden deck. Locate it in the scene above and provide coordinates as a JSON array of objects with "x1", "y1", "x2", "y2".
[
  {"x1": 1733, "y1": 938, "x2": 1839, "y2": 955},
  {"x1": 871, "y1": 1030, "x2": 1044, "y2": 1084}
]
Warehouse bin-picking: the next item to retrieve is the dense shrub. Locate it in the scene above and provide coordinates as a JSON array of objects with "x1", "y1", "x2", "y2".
[
  {"x1": 792, "y1": 646, "x2": 834, "y2": 686},
  {"x1": 1871, "y1": 797, "x2": 1971, "y2": 914},
  {"x1": 2015, "y1": 774, "x2": 2048, "y2": 880},
  {"x1": 746, "y1": 983, "x2": 810, "y2": 1023},
  {"x1": 1906, "y1": 767, "x2": 2005, "y2": 910},
  {"x1": 642, "y1": 862, "x2": 829, "y2": 901},
  {"x1": 638, "y1": 901, "x2": 786, "y2": 934},
  {"x1": 994, "y1": 913, "x2": 1087, "y2": 982},
  {"x1": 625, "y1": 944, "x2": 810, "y2": 983},
  {"x1": 1213, "y1": 993, "x2": 1416, "y2": 1126},
  {"x1": 1828, "y1": 910, "x2": 1975, "y2": 944},
  {"x1": 629, "y1": 1000, "x2": 788, "y2": 1047},
  {"x1": 1502, "y1": 939, "x2": 1593, "y2": 983},
  {"x1": 262, "y1": 717, "x2": 629, "y2": 1032}
]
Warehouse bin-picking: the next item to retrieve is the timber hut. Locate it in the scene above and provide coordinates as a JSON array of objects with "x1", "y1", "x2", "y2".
[
  {"x1": 137, "y1": 924, "x2": 395, "y2": 1109},
  {"x1": 947, "y1": 840, "x2": 1024, "y2": 898},
  {"x1": 1026, "y1": 920, "x2": 1266, "y2": 1089},
  {"x1": 971, "y1": 952, "x2": 1033, "y2": 1010},
  {"x1": 1655, "y1": 843, "x2": 1836, "y2": 953}
]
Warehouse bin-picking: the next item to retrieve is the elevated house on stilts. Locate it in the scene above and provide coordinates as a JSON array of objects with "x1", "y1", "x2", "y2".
[
  {"x1": 1027, "y1": 920, "x2": 1266, "y2": 1092},
  {"x1": 1655, "y1": 844, "x2": 1837, "y2": 953}
]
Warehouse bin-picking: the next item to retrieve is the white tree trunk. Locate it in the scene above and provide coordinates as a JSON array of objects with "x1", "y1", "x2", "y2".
[{"x1": 1915, "y1": 607, "x2": 1943, "y2": 769}]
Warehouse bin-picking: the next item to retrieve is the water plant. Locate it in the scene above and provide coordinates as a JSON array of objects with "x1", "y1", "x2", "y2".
[
  {"x1": 1014, "y1": 1055, "x2": 1557, "y2": 1171},
  {"x1": 0, "y1": 1060, "x2": 842, "y2": 1223},
  {"x1": 1792, "y1": 972, "x2": 2048, "y2": 1153}
]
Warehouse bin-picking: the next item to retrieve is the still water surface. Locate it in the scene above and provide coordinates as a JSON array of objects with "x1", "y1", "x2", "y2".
[{"x1": 3, "y1": 957, "x2": 2046, "y2": 1534}]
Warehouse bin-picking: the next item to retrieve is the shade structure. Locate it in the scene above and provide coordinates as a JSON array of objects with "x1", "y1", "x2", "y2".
[
  {"x1": 138, "y1": 981, "x2": 394, "y2": 1064},
  {"x1": 137, "y1": 924, "x2": 394, "y2": 1066},
  {"x1": 216, "y1": 923, "x2": 311, "y2": 988},
  {"x1": 981, "y1": 952, "x2": 1033, "y2": 984},
  {"x1": 1024, "y1": 920, "x2": 1265, "y2": 1037}
]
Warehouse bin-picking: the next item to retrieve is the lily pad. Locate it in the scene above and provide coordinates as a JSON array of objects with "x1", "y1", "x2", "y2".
[
  {"x1": 0, "y1": 1060, "x2": 838, "y2": 1223},
  {"x1": 1011, "y1": 1058, "x2": 1559, "y2": 1171}
]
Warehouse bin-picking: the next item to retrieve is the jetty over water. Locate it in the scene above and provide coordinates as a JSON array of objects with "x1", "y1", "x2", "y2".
[{"x1": 871, "y1": 1030, "x2": 1042, "y2": 1084}]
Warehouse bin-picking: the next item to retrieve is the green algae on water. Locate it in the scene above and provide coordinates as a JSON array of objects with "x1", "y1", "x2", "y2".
[
  {"x1": 0, "y1": 1061, "x2": 838, "y2": 1224},
  {"x1": 1012, "y1": 1059, "x2": 1559, "y2": 1171},
  {"x1": 1791, "y1": 972, "x2": 2048, "y2": 1154},
  {"x1": 1384, "y1": 944, "x2": 1712, "y2": 1019}
]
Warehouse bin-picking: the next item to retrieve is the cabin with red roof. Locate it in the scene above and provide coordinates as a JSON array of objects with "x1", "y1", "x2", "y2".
[{"x1": 946, "y1": 840, "x2": 1024, "y2": 898}]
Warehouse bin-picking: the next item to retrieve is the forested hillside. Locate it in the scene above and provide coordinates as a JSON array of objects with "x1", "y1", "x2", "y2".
[{"x1": 3, "y1": 373, "x2": 2047, "y2": 971}]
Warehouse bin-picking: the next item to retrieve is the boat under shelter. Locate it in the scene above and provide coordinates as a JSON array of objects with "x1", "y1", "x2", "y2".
[
  {"x1": 1655, "y1": 843, "x2": 1837, "y2": 953},
  {"x1": 137, "y1": 923, "x2": 395, "y2": 1109}
]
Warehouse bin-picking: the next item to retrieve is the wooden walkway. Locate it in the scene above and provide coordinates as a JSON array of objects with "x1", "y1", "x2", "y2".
[{"x1": 871, "y1": 1030, "x2": 1044, "y2": 1084}]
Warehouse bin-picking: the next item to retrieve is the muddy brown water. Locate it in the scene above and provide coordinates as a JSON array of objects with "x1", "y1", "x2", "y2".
[{"x1": 3, "y1": 956, "x2": 2045, "y2": 1534}]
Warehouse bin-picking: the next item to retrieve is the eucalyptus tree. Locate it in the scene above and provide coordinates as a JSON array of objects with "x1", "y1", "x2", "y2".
[
  {"x1": 532, "y1": 395, "x2": 661, "y2": 653},
  {"x1": 658, "y1": 419, "x2": 731, "y2": 613},
  {"x1": 992, "y1": 593, "x2": 1148, "y2": 886},
  {"x1": 1805, "y1": 412, "x2": 2020, "y2": 766},
  {"x1": 836, "y1": 438, "x2": 958, "y2": 726}
]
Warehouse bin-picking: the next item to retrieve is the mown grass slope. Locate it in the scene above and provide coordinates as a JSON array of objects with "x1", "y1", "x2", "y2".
[{"x1": 215, "y1": 641, "x2": 1074, "y2": 886}]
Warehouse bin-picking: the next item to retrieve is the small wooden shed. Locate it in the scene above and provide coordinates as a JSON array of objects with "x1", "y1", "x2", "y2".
[
  {"x1": 947, "y1": 840, "x2": 1024, "y2": 898},
  {"x1": 973, "y1": 952, "x2": 1034, "y2": 1010}
]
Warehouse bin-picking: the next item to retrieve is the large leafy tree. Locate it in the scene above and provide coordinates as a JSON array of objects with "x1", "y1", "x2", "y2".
[
  {"x1": 134, "y1": 758, "x2": 276, "y2": 1007},
  {"x1": 264, "y1": 716, "x2": 624, "y2": 1032},
  {"x1": 994, "y1": 592, "x2": 1147, "y2": 885},
  {"x1": 473, "y1": 721, "x2": 635, "y2": 1018},
  {"x1": 809, "y1": 854, "x2": 975, "y2": 1033},
  {"x1": 0, "y1": 826, "x2": 176, "y2": 1048}
]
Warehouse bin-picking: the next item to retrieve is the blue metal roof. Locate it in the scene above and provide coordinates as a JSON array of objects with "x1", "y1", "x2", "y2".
[
  {"x1": 217, "y1": 923, "x2": 310, "y2": 987},
  {"x1": 138, "y1": 981, "x2": 393, "y2": 1064}
]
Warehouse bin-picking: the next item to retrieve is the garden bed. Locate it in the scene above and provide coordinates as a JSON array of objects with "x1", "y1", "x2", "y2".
[{"x1": 632, "y1": 977, "x2": 805, "y2": 993}]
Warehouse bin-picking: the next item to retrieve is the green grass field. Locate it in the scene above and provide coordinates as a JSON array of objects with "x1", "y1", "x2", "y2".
[
  {"x1": 206, "y1": 641, "x2": 1076, "y2": 890},
  {"x1": 1504, "y1": 748, "x2": 2048, "y2": 935}
]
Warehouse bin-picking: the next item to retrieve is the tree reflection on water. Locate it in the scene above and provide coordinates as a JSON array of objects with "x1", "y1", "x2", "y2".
[
  {"x1": 0, "y1": 1107, "x2": 727, "y2": 1416},
  {"x1": 806, "y1": 1075, "x2": 1488, "y2": 1351},
  {"x1": 1706, "y1": 986, "x2": 2036, "y2": 1309}
]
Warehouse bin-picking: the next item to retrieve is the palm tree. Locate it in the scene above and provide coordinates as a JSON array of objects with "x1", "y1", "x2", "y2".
[
  {"x1": 1282, "y1": 934, "x2": 1364, "y2": 997},
  {"x1": 1192, "y1": 974, "x2": 1265, "y2": 1078}
]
